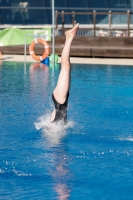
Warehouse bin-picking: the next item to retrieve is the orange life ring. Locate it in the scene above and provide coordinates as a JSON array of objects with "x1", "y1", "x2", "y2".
[{"x1": 29, "y1": 38, "x2": 50, "y2": 61}]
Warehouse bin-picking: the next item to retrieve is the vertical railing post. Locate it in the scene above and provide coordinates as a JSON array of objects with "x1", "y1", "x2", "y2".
[
  {"x1": 108, "y1": 11, "x2": 112, "y2": 36},
  {"x1": 62, "y1": 11, "x2": 64, "y2": 36},
  {"x1": 52, "y1": 0, "x2": 55, "y2": 65},
  {"x1": 127, "y1": 10, "x2": 130, "y2": 37},
  {"x1": 72, "y1": 11, "x2": 75, "y2": 27},
  {"x1": 93, "y1": 10, "x2": 96, "y2": 37},
  {"x1": 55, "y1": 10, "x2": 58, "y2": 28},
  {"x1": 24, "y1": 35, "x2": 27, "y2": 63}
]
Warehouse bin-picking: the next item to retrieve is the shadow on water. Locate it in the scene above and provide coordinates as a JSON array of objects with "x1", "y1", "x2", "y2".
[
  {"x1": 35, "y1": 116, "x2": 74, "y2": 200},
  {"x1": 43, "y1": 136, "x2": 71, "y2": 200},
  {"x1": 31, "y1": 62, "x2": 73, "y2": 199}
]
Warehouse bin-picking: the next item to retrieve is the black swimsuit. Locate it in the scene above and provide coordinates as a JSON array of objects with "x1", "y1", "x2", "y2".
[{"x1": 52, "y1": 92, "x2": 69, "y2": 123}]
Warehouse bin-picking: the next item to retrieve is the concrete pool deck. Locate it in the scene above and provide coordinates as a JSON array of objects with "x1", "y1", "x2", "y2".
[{"x1": 1, "y1": 54, "x2": 133, "y2": 66}]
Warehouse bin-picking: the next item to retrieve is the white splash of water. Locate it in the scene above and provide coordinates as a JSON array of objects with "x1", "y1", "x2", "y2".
[
  {"x1": 119, "y1": 137, "x2": 133, "y2": 142},
  {"x1": 34, "y1": 114, "x2": 74, "y2": 145}
]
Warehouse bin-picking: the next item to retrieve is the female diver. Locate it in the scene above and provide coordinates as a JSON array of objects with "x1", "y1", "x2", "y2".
[{"x1": 50, "y1": 23, "x2": 79, "y2": 124}]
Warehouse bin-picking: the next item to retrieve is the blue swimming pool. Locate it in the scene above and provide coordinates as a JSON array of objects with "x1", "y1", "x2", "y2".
[{"x1": 1, "y1": 61, "x2": 133, "y2": 199}]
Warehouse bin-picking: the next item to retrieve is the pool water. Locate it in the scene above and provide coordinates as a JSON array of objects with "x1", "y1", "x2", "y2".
[{"x1": 1, "y1": 61, "x2": 133, "y2": 200}]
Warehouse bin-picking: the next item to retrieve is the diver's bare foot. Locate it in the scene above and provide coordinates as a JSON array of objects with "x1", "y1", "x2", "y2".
[{"x1": 65, "y1": 23, "x2": 79, "y2": 39}]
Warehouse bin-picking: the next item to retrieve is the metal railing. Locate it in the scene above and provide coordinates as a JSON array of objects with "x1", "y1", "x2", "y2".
[{"x1": 55, "y1": 10, "x2": 133, "y2": 37}]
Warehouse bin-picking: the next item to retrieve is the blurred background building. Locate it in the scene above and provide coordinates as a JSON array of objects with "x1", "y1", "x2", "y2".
[{"x1": 0, "y1": 0, "x2": 133, "y2": 25}]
